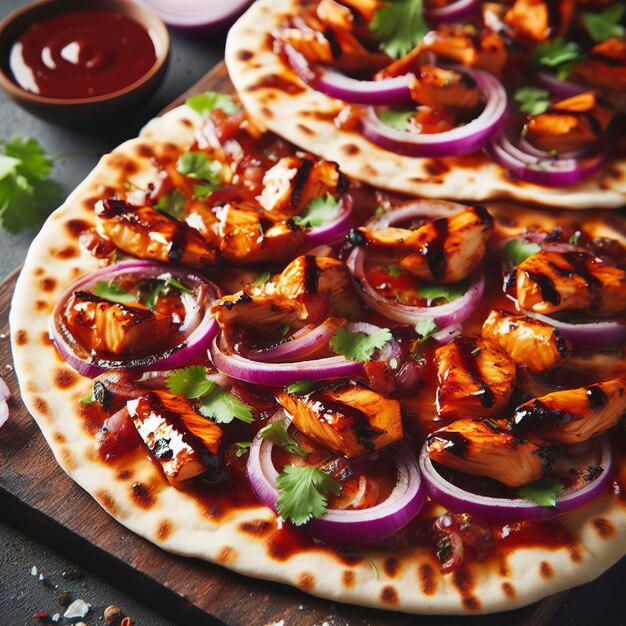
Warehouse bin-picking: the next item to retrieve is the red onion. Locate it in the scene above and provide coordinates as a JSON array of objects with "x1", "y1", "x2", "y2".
[
  {"x1": 247, "y1": 415, "x2": 426, "y2": 544},
  {"x1": 425, "y1": 0, "x2": 479, "y2": 25},
  {"x1": 0, "y1": 397, "x2": 8, "y2": 429},
  {"x1": 431, "y1": 323, "x2": 462, "y2": 344},
  {"x1": 0, "y1": 376, "x2": 11, "y2": 401},
  {"x1": 487, "y1": 129, "x2": 607, "y2": 187},
  {"x1": 304, "y1": 198, "x2": 353, "y2": 247},
  {"x1": 535, "y1": 71, "x2": 587, "y2": 100},
  {"x1": 361, "y1": 67, "x2": 508, "y2": 157},
  {"x1": 134, "y1": 0, "x2": 252, "y2": 31},
  {"x1": 283, "y1": 43, "x2": 414, "y2": 105},
  {"x1": 419, "y1": 439, "x2": 612, "y2": 523},
  {"x1": 50, "y1": 261, "x2": 220, "y2": 378}
]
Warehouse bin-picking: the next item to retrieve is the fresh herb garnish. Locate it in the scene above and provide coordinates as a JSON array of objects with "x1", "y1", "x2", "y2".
[
  {"x1": 154, "y1": 189, "x2": 187, "y2": 220},
  {"x1": 378, "y1": 108, "x2": 414, "y2": 131},
  {"x1": 330, "y1": 327, "x2": 393, "y2": 362},
  {"x1": 582, "y1": 4, "x2": 625, "y2": 43},
  {"x1": 503, "y1": 239, "x2": 541, "y2": 265},
  {"x1": 287, "y1": 380, "x2": 316, "y2": 395},
  {"x1": 569, "y1": 231, "x2": 582, "y2": 246},
  {"x1": 485, "y1": 418, "x2": 500, "y2": 430},
  {"x1": 166, "y1": 366, "x2": 255, "y2": 424},
  {"x1": 387, "y1": 265, "x2": 402, "y2": 278},
  {"x1": 370, "y1": 0, "x2": 429, "y2": 59},
  {"x1": 185, "y1": 92, "x2": 242, "y2": 117},
  {"x1": 292, "y1": 194, "x2": 341, "y2": 228},
  {"x1": 436, "y1": 535, "x2": 453, "y2": 563},
  {"x1": 234, "y1": 441, "x2": 251, "y2": 458},
  {"x1": 517, "y1": 478, "x2": 564, "y2": 507},
  {"x1": 414, "y1": 317, "x2": 437, "y2": 341},
  {"x1": 0, "y1": 138, "x2": 62, "y2": 233},
  {"x1": 176, "y1": 152, "x2": 222, "y2": 193},
  {"x1": 530, "y1": 38, "x2": 582, "y2": 80},
  {"x1": 514, "y1": 86, "x2": 551, "y2": 115},
  {"x1": 252, "y1": 271, "x2": 271, "y2": 286},
  {"x1": 471, "y1": 346, "x2": 482, "y2": 356},
  {"x1": 276, "y1": 464, "x2": 342, "y2": 526},
  {"x1": 260, "y1": 419, "x2": 309, "y2": 458},
  {"x1": 140, "y1": 277, "x2": 192, "y2": 309},
  {"x1": 374, "y1": 206, "x2": 385, "y2": 217},
  {"x1": 80, "y1": 392, "x2": 94, "y2": 404},
  {"x1": 92, "y1": 281, "x2": 137, "y2": 305},
  {"x1": 417, "y1": 282, "x2": 465, "y2": 306}
]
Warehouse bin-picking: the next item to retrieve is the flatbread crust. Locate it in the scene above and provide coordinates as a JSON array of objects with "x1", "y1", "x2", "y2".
[
  {"x1": 10, "y1": 103, "x2": 626, "y2": 615},
  {"x1": 225, "y1": 0, "x2": 626, "y2": 210}
]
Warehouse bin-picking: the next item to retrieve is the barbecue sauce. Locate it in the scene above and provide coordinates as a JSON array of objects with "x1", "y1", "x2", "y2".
[{"x1": 9, "y1": 11, "x2": 156, "y2": 99}]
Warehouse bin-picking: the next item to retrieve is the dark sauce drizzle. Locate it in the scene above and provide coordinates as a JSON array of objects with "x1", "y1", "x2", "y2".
[
  {"x1": 455, "y1": 337, "x2": 495, "y2": 408},
  {"x1": 422, "y1": 217, "x2": 449, "y2": 281}
]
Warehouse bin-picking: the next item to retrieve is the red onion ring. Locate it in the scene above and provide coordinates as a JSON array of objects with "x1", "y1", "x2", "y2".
[
  {"x1": 50, "y1": 260, "x2": 220, "y2": 378},
  {"x1": 304, "y1": 198, "x2": 353, "y2": 247},
  {"x1": 0, "y1": 376, "x2": 11, "y2": 401},
  {"x1": 361, "y1": 66, "x2": 508, "y2": 157},
  {"x1": 486, "y1": 129, "x2": 607, "y2": 187},
  {"x1": 534, "y1": 71, "x2": 587, "y2": 100},
  {"x1": 424, "y1": 0, "x2": 479, "y2": 25},
  {"x1": 419, "y1": 439, "x2": 612, "y2": 523},
  {"x1": 0, "y1": 397, "x2": 8, "y2": 429},
  {"x1": 247, "y1": 413, "x2": 426, "y2": 544},
  {"x1": 135, "y1": 0, "x2": 251, "y2": 30},
  {"x1": 283, "y1": 43, "x2": 414, "y2": 105}
]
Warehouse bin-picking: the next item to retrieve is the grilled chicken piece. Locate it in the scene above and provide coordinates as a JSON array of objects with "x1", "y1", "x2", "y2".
[
  {"x1": 278, "y1": 28, "x2": 334, "y2": 65},
  {"x1": 410, "y1": 65, "x2": 479, "y2": 111},
  {"x1": 65, "y1": 291, "x2": 173, "y2": 357},
  {"x1": 427, "y1": 418, "x2": 554, "y2": 487},
  {"x1": 570, "y1": 38, "x2": 626, "y2": 93},
  {"x1": 516, "y1": 250, "x2": 626, "y2": 317},
  {"x1": 436, "y1": 337, "x2": 516, "y2": 421},
  {"x1": 213, "y1": 256, "x2": 356, "y2": 332},
  {"x1": 356, "y1": 205, "x2": 493, "y2": 283},
  {"x1": 127, "y1": 390, "x2": 222, "y2": 487},
  {"x1": 95, "y1": 199, "x2": 217, "y2": 269},
  {"x1": 524, "y1": 92, "x2": 614, "y2": 153},
  {"x1": 481, "y1": 310, "x2": 571, "y2": 374},
  {"x1": 511, "y1": 378, "x2": 626, "y2": 445},
  {"x1": 276, "y1": 381, "x2": 403, "y2": 458},
  {"x1": 257, "y1": 157, "x2": 347, "y2": 221},
  {"x1": 503, "y1": 0, "x2": 574, "y2": 43}
]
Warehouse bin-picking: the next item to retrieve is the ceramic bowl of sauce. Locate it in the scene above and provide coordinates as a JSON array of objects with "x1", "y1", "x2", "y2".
[{"x1": 0, "y1": 0, "x2": 170, "y2": 124}]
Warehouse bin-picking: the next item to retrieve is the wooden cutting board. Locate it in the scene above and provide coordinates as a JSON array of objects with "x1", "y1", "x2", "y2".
[{"x1": 0, "y1": 63, "x2": 567, "y2": 626}]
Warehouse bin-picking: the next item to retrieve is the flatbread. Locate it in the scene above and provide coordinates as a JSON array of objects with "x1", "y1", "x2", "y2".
[
  {"x1": 10, "y1": 102, "x2": 626, "y2": 616},
  {"x1": 225, "y1": 0, "x2": 626, "y2": 210}
]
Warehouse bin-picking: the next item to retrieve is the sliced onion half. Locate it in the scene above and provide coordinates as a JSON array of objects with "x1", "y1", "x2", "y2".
[
  {"x1": 425, "y1": 0, "x2": 479, "y2": 25},
  {"x1": 304, "y1": 197, "x2": 353, "y2": 247},
  {"x1": 50, "y1": 260, "x2": 220, "y2": 378},
  {"x1": 248, "y1": 414, "x2": 426, "y2": 544},
  {"x1": 419, "y1": 439, "x2": 612, "y2": 523},
  {"x1": 134, "y1": 0, "x2": 251, "y2": 30},
  {"x1": 283, "y1": 43, "x2": 414, "y2": 105},
  {"x1": 362, "y1": 66, "x2": 508, "y2": 157}
]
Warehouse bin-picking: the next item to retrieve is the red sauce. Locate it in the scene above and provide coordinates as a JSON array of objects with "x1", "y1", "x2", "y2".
[{"x1": 9, "y1": 11, "x2": 156, "y2": 99}]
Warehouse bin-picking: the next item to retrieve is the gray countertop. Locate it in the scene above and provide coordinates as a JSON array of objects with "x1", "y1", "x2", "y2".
[{"x1": 0, "y1": 0, "x2": 625, "y2": 624}]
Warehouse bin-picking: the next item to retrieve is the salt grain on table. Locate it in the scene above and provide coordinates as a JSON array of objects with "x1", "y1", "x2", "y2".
[{"x1": 63, "y1": 598, "x2": 91, "y2": 618}]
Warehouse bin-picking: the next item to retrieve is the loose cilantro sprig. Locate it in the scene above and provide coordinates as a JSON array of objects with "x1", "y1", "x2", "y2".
[
  {"x1": 518, "y1": 478, "x2": 564, "y2": 507},
  {"x1": 503, "y1": 239, "x2": 541, "y2": 265},
  {"x1": 514, "y1": 86, "x2": 551, "y2": 115},
  {"x1": 140, "y1": 277, "x2": 192, "y2": 309},
  {"x1": 92, "y1": 281, "x2": 137, "y2": 305},
  {"x1": 276, "y1": 464, "x2": 342, "y2": 526},
  {"x1": 530, "y1": 38, "x2": 582, "y2": 80},
  {"x1": 287, "y1": 380, "x2": 316, "y2": 395},
  {"x1": 582, "y1": 4, "x2": 625, "y2": 43},
  {"x1": 417, "y1": 282, "x2": 465, "y2": 306},
  {"x1": 370, "y1": 0, "x2": 429, "y2": 59},
  {"x1": 166, "y1": 366, "x2": 254, "y2": 424},
  {"x1": 186, "y1": 92, "x2": 242, "y2": 117},
  {"x1": 154, "y1": 189, "x2": 187, "y2": 220},
  {"x1": 260, "y1": 418, "x2": 309, "y2": 458},
  {"x1": 292, "y1": 194, "x2": 341, "y2": 228},
  {"x1": 176, "y1": 152, "x2": 222, "y2": 198},
  {"x1": 330, "y1": 327, "x2": 392, "y2": 362},
  {"x1": 378, "y1": 108, "x2": 414, "y2": 131},
  {"x1": 0, "y1": 138, "x2": 62, "y2": 233},
  {"x1": 252, "y1": 271, "x2": 271, "y2": 286},
  {"x1": 234, "y1": 441, "x2": 251, "y2": 458},
  {"x1": 414, "y1": 317, "x2": 437, "y2": 341}
]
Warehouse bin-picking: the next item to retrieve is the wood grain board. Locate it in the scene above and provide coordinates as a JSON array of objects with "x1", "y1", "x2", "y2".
[{"x1": 0, "y1": 63, "x2": 568, "y2": 626}]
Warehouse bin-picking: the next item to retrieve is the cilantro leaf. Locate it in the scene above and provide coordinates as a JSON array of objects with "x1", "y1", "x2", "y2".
[
  {"x1": 530, "y1": 38, "x2": 582, "y2": 80},
  {"x1": 276, "y1": 464, "x2": 342, "y2": 526},
  {"x1": 370, "y1": 0, "x2": 429, "y2": 59},
  {"x1": 417, "y1": 282, "x2": 465, "y2": 306},
  {"x1": 176, "y1": 152, "x2": 222, "y2": 192},
  {"x1": 330, "y1": 327, "x2": 393, "y2": 362},
  {"x1": 166, "y1": 366, "x2": 214, "y2": 399},
  {"x1": 503, "y1": 239, "x2": 541, "y2": 265},
  {"x1": 287, "y1": 380, "x2": 316, "y2": 394},
  {"x1": 92, "y1": 281, "x2": 137, "y2": 305},
  {"x1": 518, "y1": 478, "x2": 564, "y2": 507},
  {"x1": 514, "y1": 86, "x2": 551, "y2": 115},
  {"x1": 253, "y1": 271, "x2": 271, "y2": 286},
  {"x1": 80, "y1": 393, "x2": 94, "y2": 404},
  {"x1": 154, "y1": 189, "x2": 187, "y2": 220},
  {"x1": 414, "y1": 317, "x2": 437, "y2": 341},
  {"x1": 198, "y1": 386, "x2": 255, "y2": 424},
  {"x1": 140, "y1": 277, "x2": 192, "y2": 309},
  {"x1": 386, "y1": 265, "x2": 401, "y2": 277},
  {"x1": 583, "y1": 4, "x2": 625, "y2": 43},
  {"x1": 234, "y1": 441, "x2": 251, "y2": 458},
  {"x1": 260, "y1": 419, "x2": 309, "y2": 458},
  {"x1": 379, "y1": 108, "x2": 414, "y2": 131},
  {"x1": 186, "y1": 92, "x2": 242, "y2": 117},
  {"x1": 0, "y1": 138, "x2": 62, "y2": 233},
  {"x1": 292, "y1": 194, "x2": 341, "y2": 228}
]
